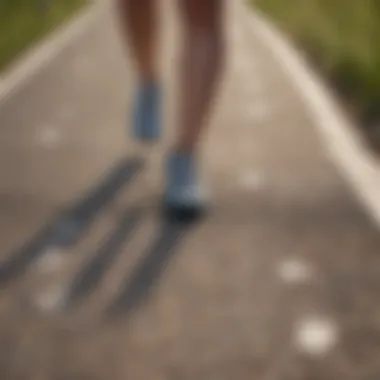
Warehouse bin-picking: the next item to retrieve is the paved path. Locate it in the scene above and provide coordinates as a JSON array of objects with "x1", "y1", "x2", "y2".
[{"x1": 0, "y1": 1, "x2": 380, "y2": 379}]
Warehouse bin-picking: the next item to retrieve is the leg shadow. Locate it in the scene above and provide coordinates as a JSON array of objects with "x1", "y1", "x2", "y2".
[
  {"x1": 65, "y1": 208, "x2": 142, "y2": 308},
  {"x1": 106, "y1": 218, "x2": 194, "y2": 319},
  {"x1": 0, "y1": 156, "x2": 143, "y2": 286}
]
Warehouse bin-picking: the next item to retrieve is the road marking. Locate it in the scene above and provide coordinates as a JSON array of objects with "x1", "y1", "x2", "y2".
[
  {"x1": 34, "y1": 285, "x2": 67, "y2": 312},
  {"x1": 240, "y1": 170, "x2": 266, "y2": 190},
  {"x1": 0, "y1": 2, "x2": 98, "y2": 105},
  {"x1": 241, "y1": 2, "x2": 380, "y2": 228},
  {"x1": 34, "y1": 248, "x2": 66, "y2": 274},
  {"x1": 277, "y1": 258, "x2": 314, "y2": 284},
  {"x1": 294, "y1": 316, "x2": 339, "y2": 356},
  {"x1": 38, "y1": 126, "x2": 61, "y2": 148}
]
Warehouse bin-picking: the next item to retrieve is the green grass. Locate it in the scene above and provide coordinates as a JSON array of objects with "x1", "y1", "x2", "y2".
[
  {"x1": 252, "y1": 0, "x2": 380, "y2": 120},
  {"x1": 0, "y1": 0, "x2": 87, "y2": 71}
]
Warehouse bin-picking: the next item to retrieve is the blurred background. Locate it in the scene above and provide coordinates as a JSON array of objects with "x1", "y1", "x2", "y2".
[
  {"x1": 0, "y1": 0, "x2": 380, "y2": 379},
  {"x1": 254, "y1": 0, "x2": 380, "y2": 150},
  {"x1": 0, "y1": 0, "x2": 87, "y2": 70}
]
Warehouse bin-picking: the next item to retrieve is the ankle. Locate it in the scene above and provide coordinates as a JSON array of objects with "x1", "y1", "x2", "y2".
[
  {"x1": 172, "y1": 142, "x2": 196, "y2": 156},
  {"x1": 138, "y1": 72, "x2": 158, "y2": 87}
]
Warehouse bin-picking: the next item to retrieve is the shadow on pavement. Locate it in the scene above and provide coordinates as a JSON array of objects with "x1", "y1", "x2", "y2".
[
  {"x1": 66, "y1": 208, "x2": 142, "y2": 308},
  {"x1": 106, "y1": 218, "x2": 193, "y2": 319},
  {"x1": 0, "y1": 156, "x2": 143, "y2": 286}
]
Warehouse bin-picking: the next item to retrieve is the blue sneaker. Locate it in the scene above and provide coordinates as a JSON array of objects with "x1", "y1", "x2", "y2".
[
  {"x1": 163, "y1": 152, "x2": 207, "y2": 222},
  {"x1": 132, "y1": 82, "x2": 161, "y2": 142}
]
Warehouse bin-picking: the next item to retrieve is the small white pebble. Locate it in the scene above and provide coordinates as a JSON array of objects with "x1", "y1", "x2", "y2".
[
  {"x1": 294, "y1": 317, "x2": 338, "y2": 356},
  {"x1": 34, "y1": 286, "x2": 66, "y2": 312},
  {"x1": 277, "y1": 258, "x2": 313, "y2": 284},
  {"x1": 39, "y1": 127, "x2": 60, "y2": 147},
  {"x1": 34, "y1": 248, "x2": 66, "y2": 273},
  {"x1": 240, "y1": 170, "x2": 266, "y2": 190}
]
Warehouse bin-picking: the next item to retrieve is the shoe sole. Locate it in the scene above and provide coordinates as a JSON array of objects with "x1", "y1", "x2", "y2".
[{"x1": 162, "y1": 202, "x2": 207, "y2": 224}]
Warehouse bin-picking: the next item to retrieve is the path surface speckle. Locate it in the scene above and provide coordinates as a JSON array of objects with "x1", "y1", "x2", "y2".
[{"x1": 0, "y1": 1, "x2": 379, "y2": 379}]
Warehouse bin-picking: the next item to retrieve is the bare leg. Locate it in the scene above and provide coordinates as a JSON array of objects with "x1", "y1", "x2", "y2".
[
  {"x1": 118, "y1": 0, "x2": 161, "y2": 141},
  {"x1": 118, "y1": 0, "x2": 158, "y2": 82},
  {"x1": 164, "y1": 0, "x2": 225, "y2": 220},
  {"x1": 175, "y1": 0, "x2": 225, "y2": 153}
]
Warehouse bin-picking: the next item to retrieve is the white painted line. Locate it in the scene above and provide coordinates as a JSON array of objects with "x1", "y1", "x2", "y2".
[
  {"x1": 0, "y1": 2, "x2": 99, "y2": 105},
  {"x1": 294, "y1": 316, "x2": 339, "y2": 356},
  {"x1": 34, "y1": 285, "x2": 67, "y2": 312},
  {"x1": 38, "y1": 127, "x2": 61, "y2": 148},
  {"x1": 240, "y1": 170, "x2": 266, "y2": 190},
  {"x1": 34, "y1": 248, "x2": 66, "y2": 273},
  {"x1": 277, "y1": 258, "x2": 314, "y2": 284},
  {"x1": 240, "y1": 2, "x2": 380, "y2": 228}
]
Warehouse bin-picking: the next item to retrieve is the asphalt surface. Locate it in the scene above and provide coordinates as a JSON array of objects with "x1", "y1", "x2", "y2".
[{"x1": 0, "y1": 1, "x2": 380, "y2": 379}]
